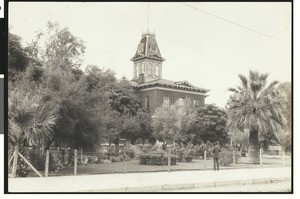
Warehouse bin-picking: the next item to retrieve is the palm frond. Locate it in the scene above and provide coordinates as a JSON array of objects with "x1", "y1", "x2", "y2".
[
  {"x1": 238, "y1": 74, "x2": 248, "y2": 88},
  {"x1": 228, "y1": 87, "x2": 239, "y2": 93}
]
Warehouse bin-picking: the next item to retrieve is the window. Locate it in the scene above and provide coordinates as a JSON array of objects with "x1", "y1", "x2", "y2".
[
  {"x1": 193, "y1": 100, "x2": 199, "y2": 107},
  {"x1": 147, "y1": 64, "x2": 152, "y2": 76},
  {"x1": 145, "y1": 96, "x2": 150, "y2": 110},
  {"x1": 141, "y1": 64, "x2": 145, "y2": 74},
  {"x1": 135, "y1": 65, "x2": 139, "y2": 77},
  {"x1": 177, "y1": 97, "x2": 184, "y2": 105},
  {"x1": 155, "y1": 65, "x2": 159, "y2": 76},
  {"x1": 163, "y1": 96, "x2": 170, "y2": 104}
]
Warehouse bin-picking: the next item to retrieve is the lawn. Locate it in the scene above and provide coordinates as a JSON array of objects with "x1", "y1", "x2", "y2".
[{"x1": 34, "y1": 156, "x2": 290, "y2": 177}]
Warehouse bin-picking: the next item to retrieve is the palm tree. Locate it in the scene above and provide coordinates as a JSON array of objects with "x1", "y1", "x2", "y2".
[
  {"x1": 227, "y1": 71, "x2": 285, "y2": 164},
  {"x1": 8, "y1": 88, "x2": 60, "y2": 174},
  {"x1": 274, "y1": 130, "x2": 291, "y2": 155},
  {"x1": 9, "y1": 89, "x2": 60, "y2": 145}
]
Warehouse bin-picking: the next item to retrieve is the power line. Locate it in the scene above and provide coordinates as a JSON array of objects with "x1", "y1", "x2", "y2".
[{"x1": 180, "y1": 2, "x2": 289, "y2": 44}]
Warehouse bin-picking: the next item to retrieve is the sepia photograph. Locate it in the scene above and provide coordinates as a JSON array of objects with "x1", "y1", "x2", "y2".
[{"x1": 7, "y1": 1, "x2": 292, "y2": 193}]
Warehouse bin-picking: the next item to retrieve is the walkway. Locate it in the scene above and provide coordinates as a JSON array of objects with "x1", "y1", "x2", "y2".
[{"x1": 8, "y1": 167, "x2": 291, "y2": 192}]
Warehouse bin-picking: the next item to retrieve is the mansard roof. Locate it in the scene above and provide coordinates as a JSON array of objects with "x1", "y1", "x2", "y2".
[
  {"x1": 131, "y1": 78, "x2": 210, "y2": 94},
  {"x1": 131, "y1": 31, "x2": 165, "y2": 62}
]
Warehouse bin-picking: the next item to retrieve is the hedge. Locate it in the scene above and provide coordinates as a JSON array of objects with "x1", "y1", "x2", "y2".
[{"x1": 139, "y1": 152, "x2": 177, "y2": 166}]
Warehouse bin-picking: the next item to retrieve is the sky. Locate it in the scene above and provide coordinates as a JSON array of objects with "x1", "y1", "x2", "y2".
[{"x1": 8, "y1": 2, "x2": 292, "y2": 108}]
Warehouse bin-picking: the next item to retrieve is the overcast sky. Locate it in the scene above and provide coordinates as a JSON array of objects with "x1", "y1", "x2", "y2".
[{"x1": 8, "y1": 2, "x2": 291, "y2": 108}]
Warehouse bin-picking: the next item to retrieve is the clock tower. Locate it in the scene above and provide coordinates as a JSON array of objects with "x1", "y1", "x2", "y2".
[{"x1": 131, "y1": 31, "x2": 165, "y2": 83}]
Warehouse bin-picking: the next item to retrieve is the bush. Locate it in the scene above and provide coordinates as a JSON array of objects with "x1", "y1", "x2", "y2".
[
  {"x1": 120, "y1": 154, "x2": 131, "y2": 162},
  {"x1": 122, "y1": 144, "x2": 141, "y2": 159},
  {"x1": 139, "y1": 152, "x2": 177, "y2": 166},
  {"x1": 184, "y1": 155, "x2": 193, "y2": 162},
  {"x1": 171, "y1": 143, "x2": 194, "y2": 162},
  {"x1": 111, "y1": 156, "x2": 122, "y2": 162},
  {"x1": 16, "y1": 147, "x2": 30, "y2": 177},
  {"x1": 219, "y1": 147, "x2": 241, "y2": 166}
]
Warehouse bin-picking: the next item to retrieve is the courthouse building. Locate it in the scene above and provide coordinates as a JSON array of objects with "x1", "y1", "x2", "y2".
[{"x1": 130, "y1": 31, "x2": 210, "y2": 115}]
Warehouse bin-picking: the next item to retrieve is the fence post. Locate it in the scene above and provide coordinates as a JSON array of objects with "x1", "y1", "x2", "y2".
[
  {"x1": 80, "y1": 149, "x2": 83, "y2": 165},
  {"x1": 203, "y1": 151, "x2": 207, "y2": 171},
  {"x1": 168, "y1": 152, "x2": 171, "y2": 172},
  {"x1": 259, "y1": 148, "x2": 262, "y2": 167},
  {"x1": 124, "y1": 154, "x2": 127, "y2": 174},
  {"x1": 74, "y1": 149, "x2": 77, "y2": 175},
  {"x1": 12, "y1": 145, "x2": 19, "y2": 178},
  {"x1": 45, "y1": 150, "x2": 50, "y2": 177},
  {"x1": 233, "y1": 150, "x2": 236, "y2": 169}
]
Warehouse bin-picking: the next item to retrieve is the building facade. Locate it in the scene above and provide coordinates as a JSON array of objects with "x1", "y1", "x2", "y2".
[{"x1": 130, "y1": 31, "x2": 209, "y2": 115}]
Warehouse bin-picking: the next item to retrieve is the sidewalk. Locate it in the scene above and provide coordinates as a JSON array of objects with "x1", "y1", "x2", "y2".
[{"x1": 8, "y1": 167, "x2": 291, "y2": 192}]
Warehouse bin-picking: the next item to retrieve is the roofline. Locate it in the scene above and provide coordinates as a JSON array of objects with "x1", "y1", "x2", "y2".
[
  {"x1": 130, "y1": 55, "x2": 165, "y2": 62},
  {"x1": 134, "y1": 80, "x2": 210, "y2": 93},
  {"x1": 136, "y1": 86, "x2": 209, "y2": 97}
]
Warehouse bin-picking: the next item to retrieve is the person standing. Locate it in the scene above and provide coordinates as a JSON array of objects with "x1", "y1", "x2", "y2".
[{"x1": 212, "y1": 141, "x2": 221, "y2": 171}]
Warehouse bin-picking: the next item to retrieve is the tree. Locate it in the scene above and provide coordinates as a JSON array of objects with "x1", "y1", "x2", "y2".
[
  {"x1": 227, "y1": 71, "x2": 285, "y2": 164},
  {"x1": 273, "y1": 82, "x2": 291, "y2": 153},
  {"x1": 8, "y1": 32, "x2": 29, "y2": 82},
  {"x1": 152, "y1": 99, "x2": 196, "y2": 144},
  {"x1": 277, "y1": 82, "x2": 291, "y2": 131},
  {"x1": 192, "y1": 104, "x2": 228, "y2": 145},
  {"x1": 26, "y1": 21, "x2": 86, "y2": 73},
  {"x1": 8, "y1": 88, "x2": 60, "y2": 152}
]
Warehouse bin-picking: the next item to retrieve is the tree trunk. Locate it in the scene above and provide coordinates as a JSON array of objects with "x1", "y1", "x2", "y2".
[{"x1": 248, "y1": 129, "x2": 260, "y2": 164}]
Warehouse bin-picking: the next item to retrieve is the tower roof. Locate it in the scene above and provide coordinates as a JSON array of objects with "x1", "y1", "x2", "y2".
[{"x1": 131, "y1": 31, "x2": 165, "y2": 62}]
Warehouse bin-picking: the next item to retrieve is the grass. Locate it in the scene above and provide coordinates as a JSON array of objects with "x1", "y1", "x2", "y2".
[{"x1": 31, "y1": 156, "x2": 290, "y2": 177}]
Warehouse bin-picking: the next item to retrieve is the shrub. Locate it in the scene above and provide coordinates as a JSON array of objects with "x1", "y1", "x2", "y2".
[
  {"x1": 139, "y1": 151, "x2": 177, "y2": 166},
  {"x1": 111, "y1": 156, "x2": 122, "y2": 162},
  {"x1": 27, "y1": 149, "x2": 57, "y2": 172},
  {"x1": 122, "y1": 144, "x2": 141, "y2": 159},
  {"x1": 149, "y1": 143, "x2": 164, "y2": 153},
  {"x1": 184, "y1": 155, "x2": 193, "y2": 162},
  {"x1": 219, "y1": 147, "x2": 241, "y2": 166},
  {"x1": 120, "y1": 154, "x2": 131, "y2": 162},
  {"x1": 16, "y1": 147, "x2": 30, "y2": 177},
  {"x1": 171, "y1": 143, "x2": 194, "y2": 162},
  {"x1": 194, "y1": 144, "x2": 205, "y2": 159}
]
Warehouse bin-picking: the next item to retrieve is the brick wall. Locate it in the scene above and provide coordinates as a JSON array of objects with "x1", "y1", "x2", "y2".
[{"x1": 137, "y1": 87, "x2": 206, "y2": 115}]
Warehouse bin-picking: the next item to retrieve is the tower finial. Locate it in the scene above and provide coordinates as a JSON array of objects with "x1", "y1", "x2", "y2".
[{"x1": 147, "y1": 3, "x2": 150, "y2": 31}]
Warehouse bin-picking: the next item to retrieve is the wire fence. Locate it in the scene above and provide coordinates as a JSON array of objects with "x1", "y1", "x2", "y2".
[{"x1": 8, "y1": 146, "x2": 291, "y2": 178}]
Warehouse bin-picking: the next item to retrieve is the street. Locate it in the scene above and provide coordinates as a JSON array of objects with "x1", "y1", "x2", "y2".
[{"x1": 164, "y1": 180, "x2": 291, "y2": 192}]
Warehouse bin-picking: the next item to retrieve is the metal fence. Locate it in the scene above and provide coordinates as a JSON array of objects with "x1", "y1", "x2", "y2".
[{"x1": 8, "y1": 147, "x2": 291, "y2": 178}]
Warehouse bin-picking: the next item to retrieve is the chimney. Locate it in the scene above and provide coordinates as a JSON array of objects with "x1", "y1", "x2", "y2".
[{"x1": 138, "y1": 73, "x2": 145, "y2": 84}]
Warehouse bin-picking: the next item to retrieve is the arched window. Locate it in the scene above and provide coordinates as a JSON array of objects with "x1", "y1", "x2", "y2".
[
  {"x1": 141, "y1": 64, "x2": 145, "y2": 74},
  {"x1": 155, "y1": 65, "x2": 159, "y2": 77},
  {"x1": 135, "y1": 65, "x2": 139, "y2": 77},
  {"x1": 163, "y1": 96, "x2": 170, "y2": 104},
  {"x1": 145, "y1": 96, "x2": 150, "y2": 110},
  {"x1": 147, "y1": 64, "x2": 152, "y2": 76},
  {"x1": 193, "y1": 100, "x2": 199, "y2": 107},
  {"x1": 177, "y1": 97, "x2": 184, "y2": 105}
]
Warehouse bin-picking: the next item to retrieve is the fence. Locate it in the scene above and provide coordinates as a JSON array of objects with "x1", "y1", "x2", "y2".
[{"x1": 8, "y1": 147, "x2": 291, "y2": 178}]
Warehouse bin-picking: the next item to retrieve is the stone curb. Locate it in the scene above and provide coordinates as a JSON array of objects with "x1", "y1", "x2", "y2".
[{"x1": 82, "y1": 177, "x2": 291, "y2": 192}]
